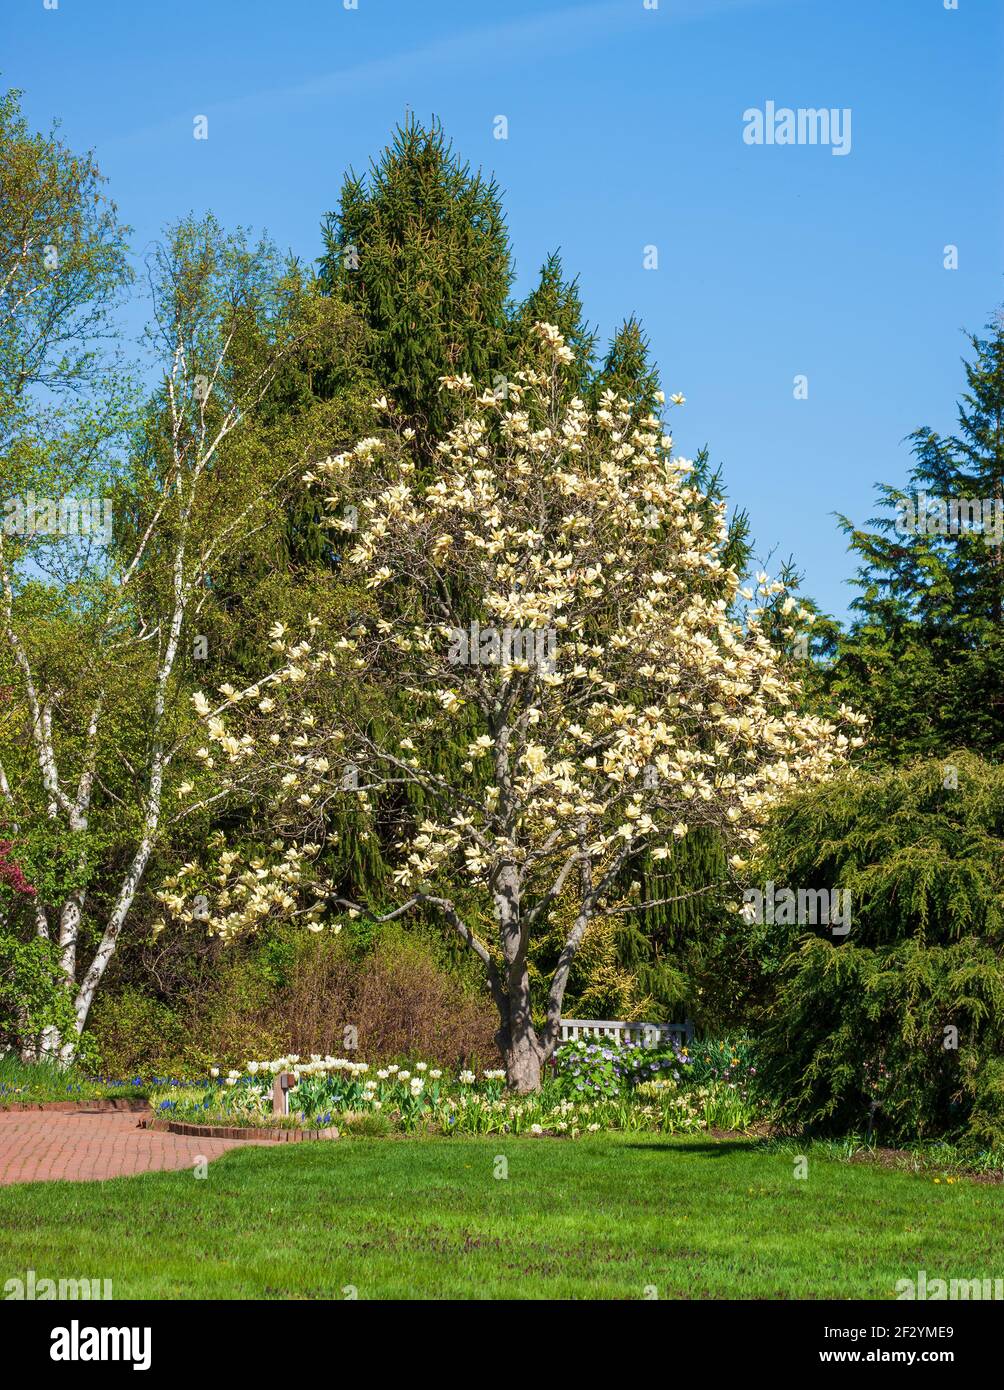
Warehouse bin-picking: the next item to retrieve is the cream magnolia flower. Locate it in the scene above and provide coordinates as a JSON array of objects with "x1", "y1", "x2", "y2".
[{"x1": 522, "y1": 745, "x2": 546, "y2": 774}]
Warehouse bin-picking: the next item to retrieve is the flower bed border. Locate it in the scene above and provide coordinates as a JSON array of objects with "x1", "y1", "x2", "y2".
[
  {"x1": 143, "y1": 1117, "x2": 338, "y2": 1142},
  {"x1": 0, "y1": 1097, "x2": 150, "y2": 1115}
]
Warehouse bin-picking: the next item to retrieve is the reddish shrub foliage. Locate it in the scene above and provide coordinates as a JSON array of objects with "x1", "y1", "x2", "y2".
[
  {"x1": 0, "y1": 841, "x2": 35, "y2": 896},
  {"x1": 274, "y1": 934, "x2": 500, "y2": 1069}
]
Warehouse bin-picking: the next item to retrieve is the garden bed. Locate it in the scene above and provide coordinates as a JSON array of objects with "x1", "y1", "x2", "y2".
[
  {"x1": 0, "y1": 1096, "x2": 150, "y2": 1115},
  {"x1": 144, "y1": 1039, "x2": 767, "y2": 1139}
]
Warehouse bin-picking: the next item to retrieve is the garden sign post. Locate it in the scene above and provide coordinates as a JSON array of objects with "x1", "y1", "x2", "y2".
[{"x1": 272, "y1": 1072, "x2": 297, "y2": 1117}]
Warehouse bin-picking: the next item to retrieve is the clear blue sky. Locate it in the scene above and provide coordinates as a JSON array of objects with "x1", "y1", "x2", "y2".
[{"x1": 5, "y1": 0, "x2": 1002, "y2": 619}]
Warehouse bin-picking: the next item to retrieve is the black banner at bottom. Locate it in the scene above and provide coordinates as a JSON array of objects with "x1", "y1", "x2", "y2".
[{"x1": 2, "y1": 1298, "x2": 996, "y2": 1377}]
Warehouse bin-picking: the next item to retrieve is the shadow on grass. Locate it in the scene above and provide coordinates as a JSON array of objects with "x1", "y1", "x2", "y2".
[{"x1": 622, "y1": 1139, "x2": 765, "y2": 1158}]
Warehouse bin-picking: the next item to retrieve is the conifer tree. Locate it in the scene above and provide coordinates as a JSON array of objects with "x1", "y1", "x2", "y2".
[
  {"x1": 590, "y1": 315, "x2": 661, "y2": 418},
  {"x1": 829, "y1": 313, "x2": 1004, "y2": 761},
  {"x1": 507, "y1": 252, "x2": 596, "y2": 396},
  {"x1": 318, "y1": 117, "x2": 512, "y2": 453}
]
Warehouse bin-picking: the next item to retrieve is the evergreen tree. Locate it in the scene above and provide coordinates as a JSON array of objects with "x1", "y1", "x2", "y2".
[
  {"x1": 311, "y1": 119, "x2": 517, "y2": 898},
  {"x1": 318, "y1": 117, "x2": 513, "y2": 453},
  {"x1": 829, "y1": 313, "x2": 1004, "y2": 761},
  {"x1": 590, "y1": 315, "x2": 661, "y2": 418},
  {"x1": 507, "y1": 251, "x2": 596, "y2": 396},
  {"x1": 754, "y1": 754, "x2": 1004, "y2": 1147}
]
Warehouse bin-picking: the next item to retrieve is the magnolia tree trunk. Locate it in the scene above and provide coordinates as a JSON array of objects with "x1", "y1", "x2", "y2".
[
  {"x1": 493, "y1": 865, "x2": 549, "y2": 1091},
  {"x1": 498, "y1": 961, "x2": 547, "y2": 1093},
  {"x1": 504, "y1": 1026, "x2": 545, "y2": 1093}
]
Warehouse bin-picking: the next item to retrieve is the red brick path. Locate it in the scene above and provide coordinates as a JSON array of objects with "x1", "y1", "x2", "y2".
[{"x1": 0, "y1": 1108, "x2": 266, "y2": 1185}]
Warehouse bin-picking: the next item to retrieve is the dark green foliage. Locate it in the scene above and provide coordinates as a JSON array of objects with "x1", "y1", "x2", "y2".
[
  {"x1": 828, "y1": 315, "x2": 1004, "y2": 762},
  {"x1": 760, "y1": 936, "x2": 1004, "y2": 1147},
  {"x1": 319, "y1": 117, "x2": 513, "y2": 450},
  {"x1": 507, "y1": 251, "x2": 596, "y2": 396},
  {"x1": 616, "y1": 828, "x2": 726, "y2": 1008},
  {"x1": 590, "y1": 315, "x2": 661, "y2": 418},
  {"x1": 755, "y1": 754, "x2": 1004, "y2": 1147}
]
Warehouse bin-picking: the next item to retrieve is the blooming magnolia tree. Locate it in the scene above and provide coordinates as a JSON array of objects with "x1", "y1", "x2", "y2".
[{"x1": 170, "y1": 324, "x2": 864, "y2": 1091}]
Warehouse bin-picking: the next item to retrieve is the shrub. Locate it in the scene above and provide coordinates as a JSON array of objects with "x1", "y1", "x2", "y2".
[
  {"x1": 552, "y1": 1037, "x2": 689, "y2": 1099},
  {"x1": 88, "y1": 987, "x2": 190, "y2": 1077},
  {"x1": 91, "y1": 924, "x2": 500, "y2": 1076},
  {"x1": 0, "y1": 931, "x2": 96, "y2": 1065},
  {"x1": 347, "y1": 934, "x2": 497, "y2": 1061},
  {"x1": 759, "y1": 936, "x2": 1004, "y2": 1146},
  {"x1": 755, "y1": 756, "x2": 1004, "y2": 1148},
  {"x1": 265, "y1": 928, "x2": 499, "y2": 1069}
]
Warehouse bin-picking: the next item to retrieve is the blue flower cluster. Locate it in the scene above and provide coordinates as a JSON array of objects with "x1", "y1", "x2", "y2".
[{"x1": 553, "y1": 1040, "x2": 690, "y2": 1100}]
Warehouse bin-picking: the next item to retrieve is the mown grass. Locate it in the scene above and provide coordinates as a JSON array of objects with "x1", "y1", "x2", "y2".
[{"x1": 0, "y1": 1133, "x2": 1000, "y2": 1299}]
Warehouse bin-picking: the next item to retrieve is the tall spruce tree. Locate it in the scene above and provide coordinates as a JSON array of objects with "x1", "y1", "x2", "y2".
[
  {"x1": 310, "y1": 120, "x2": 517, "y2": 909},
  {"x1": 507, "y1": 252, "x2": 596, "y2": 396},
  {"x1": 318, "y1": 117, "x2": 512, "y2": 454},
  {"x1": 829, "y1": 313, "x2": 1004, "y2": 761},
  {"x1": 590, "y1": 315, "x2": 661, "y2": 419}
]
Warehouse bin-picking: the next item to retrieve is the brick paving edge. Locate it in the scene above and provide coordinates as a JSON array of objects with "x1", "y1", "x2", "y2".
[{"x1": 142, "y1": 1117, "x2": 339, "y2": 1142}]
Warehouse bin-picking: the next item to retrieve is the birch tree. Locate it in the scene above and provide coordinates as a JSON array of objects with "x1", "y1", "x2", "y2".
[
  {"x1": 165, "y1": 323, "x2": 865, "y2": 1090},
  {"x1": 0, "y1": 204, "x2": 317, "y2": 1061}
]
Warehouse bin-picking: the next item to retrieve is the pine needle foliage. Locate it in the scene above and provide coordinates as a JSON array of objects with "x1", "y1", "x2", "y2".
[{"x1": 756, "y1": 753, "x2": 1004, "y2": 1146}]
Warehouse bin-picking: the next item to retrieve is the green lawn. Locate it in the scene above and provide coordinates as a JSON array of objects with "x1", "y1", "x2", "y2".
[{"x1": 0, "y1": 1134, "x2": 999, "y2": 1299}]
